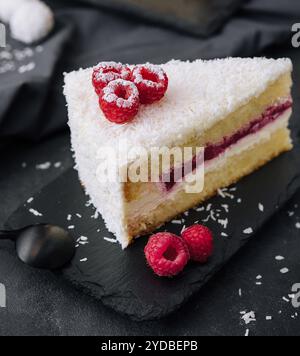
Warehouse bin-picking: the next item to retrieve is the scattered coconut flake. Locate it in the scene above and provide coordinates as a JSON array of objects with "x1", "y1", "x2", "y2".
[
  {"x1": 196, "y1": 206, "x2": 205, "y2": 212},
  {"x1": 295, "y1": 222, "x2": 300, "y2": 229},
  {"x1": 243, "y1": 227, "x2": 253, "y2": 235},
  {"x1": 91, "y1": 211, "x2": 99, "y2": 219},
  {"x1": 266, "y1": 316, "x2": 272, "y2": 321},
  {"x1": 203, "y1": 210, "x2": 217, "y2": 222},
  {"x1": 280, "y1": 268, "x2": 289, "y2": 274},
  {"x1": 68, "y1": 225, "x2": 75, "y2": 230},
  {"x1": 85, "y1": 200, "x2": 92, "y2": 207},
  {"x1": 79, "y1": 236, "x2": 88, "y2": 241},
  {"x1": 239, "y1": 289, "x2": 242, "y2": 297},
  {"x1": 27, "y1": 197, "x2": 34, "y2": 204},
  {"x1": 256, "y1": 275, "x2": 262, "y2": 280},
  {"x1": 256, "y1": 282, "x2": 262, "y2": 286},
  {"x1": 258, "y1": 203, "x2": 264, "y2": 212},
  {"x1": 206, "y1": 203, "x2": 212, "y2": 211},
  {"x1": 245, "y1": 329, "x2": 250, "y2": 337},
  {"x1": 241, "y1": 311, "x2": 256, "y2": 325},
  {"x1": 36, "y1": 162, "x2": 51, "y2": 170},
  {"x1": 76, "y1": 213, "x2": 82, "y2": 218},
  {"x1": 221, "y1": 232, "x2": 228, "y2": 237},
  {"x1": 221, "y1": 204, "x2": 229, "y2": 213},
  {"x1": 54, "y1": 162, "x2": 62, "y2": 168},
  {"x1": 288, "y1": 211, "x2": 295, "y2": 217},
  {"x1": 29, "y1": 208, "x2": 43, "y2": 217},
  {"x1": 104, "y1": 237, "x2": 118, "y2": 244},
  {"x1": 181, "y1": 225, "x2": 186, "y2": 234},
  {"x1": 18, "y1": 62, "x2": 35, "y2": 74},
  {"x1": 21, "y1": 162, "x2": 27, "y2": 168},
  {"x1": 237, "y1": 198, "x2": 242, "y2": 203},
  {"x1": 80, "y1": 258, "x2": 87, "y2": 262},
  {"x1": 218, "y1": 218, "x2": 228, "y2": 229},
  {"x1": 172, "y1": 219, "x2": 182, "y2": 225},
  {"x1": 67, "y1": 214, "x2": 72, "y2": 221},
  {"x1": 217, "y1": 188, "x2": 234, "y2": 199},
  {"x1": 282, "y1": 296, "x2": 290, "y2": 303}
]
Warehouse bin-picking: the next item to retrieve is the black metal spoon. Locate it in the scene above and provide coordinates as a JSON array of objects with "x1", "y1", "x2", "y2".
[{"x1": 0, "y1": 224, "x2": 75, "y2": 270}]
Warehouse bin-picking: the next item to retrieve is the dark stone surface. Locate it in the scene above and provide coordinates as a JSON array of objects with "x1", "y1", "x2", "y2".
[
  {"x1": 6, "y1": 137, "x2": 300, "y2": 320},
  {"x1": 1, "y1": 130, "x2": 300, "y2": 334}
]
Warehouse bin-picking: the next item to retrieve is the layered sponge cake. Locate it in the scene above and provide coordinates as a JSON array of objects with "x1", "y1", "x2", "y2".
[{"x1": 64, "y1": 58, "x2": 293, "y2": 248}]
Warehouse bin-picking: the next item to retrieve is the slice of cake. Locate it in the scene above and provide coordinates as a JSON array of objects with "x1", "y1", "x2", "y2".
[{"x1": 64, "y1": 58, "x2": 293, "y2": 248}]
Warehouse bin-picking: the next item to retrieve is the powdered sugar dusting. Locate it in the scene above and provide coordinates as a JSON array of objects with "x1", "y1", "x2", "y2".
[
  {"x1": 102, "y1": 79, "x2": 139, "y2": 109},
  {"x1": 132, "y1": 63, "x2": 166, "y2": 88}
]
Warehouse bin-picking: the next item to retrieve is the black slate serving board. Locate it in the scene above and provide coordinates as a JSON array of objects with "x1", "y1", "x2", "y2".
[{"x1": 6, "y1": 139, "x2": 300, "y2": 320}]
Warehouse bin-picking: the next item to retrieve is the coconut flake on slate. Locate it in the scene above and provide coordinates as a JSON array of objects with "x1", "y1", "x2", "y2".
[
  {"x1": 172, "y1": 220, "x2": 182, "y2": 225},
  {"x1": 29, "y1": 208, "x2": 43, "y2": 217},
  {"x1": 68, "y1": 225, "x2": 75, "y2": 230},
  {"x1": 104, "y1": 237, "x2": 118, "y2": 244},
  {"x1": 36, "y1": 162, "x2": 51, "y2": 170},
  {"x1": 243, "y1": 227, "x2": 253, "y2": 235},
  {"x1": 280, "y1": 268, "x2": 289, "y2": 274},
  {"x1": 27, "y1": 197, "x2": 34, "y2": 203},
  {"x1": 241, "y1": 311, "x2": 256, "y2": 325},
  {"x1": 275, "y1": 255, "x2": 285, "y2": 261},
  {"x1": 80, "y1": 258, "x2": 87, "y2": 262},
  {"x1": 258, "y1": 203, "x2": 264, "y2": 212},
  {"x1": 295, "y1": 223, "x2": 300, "y2": 229}
]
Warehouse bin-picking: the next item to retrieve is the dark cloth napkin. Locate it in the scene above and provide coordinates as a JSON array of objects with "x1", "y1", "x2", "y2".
[{"x1": 0, "y1": 0, "x2": 299, "y2": 141}]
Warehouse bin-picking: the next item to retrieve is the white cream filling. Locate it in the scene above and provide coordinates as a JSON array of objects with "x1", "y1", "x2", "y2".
[{"x1": 127, "y1": 109, "x2": 292, "y2": 219}]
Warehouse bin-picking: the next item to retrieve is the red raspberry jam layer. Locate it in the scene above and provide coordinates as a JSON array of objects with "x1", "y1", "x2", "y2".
[{"x1": 162, "y1": 100, "x2": 292, "y2": 192}]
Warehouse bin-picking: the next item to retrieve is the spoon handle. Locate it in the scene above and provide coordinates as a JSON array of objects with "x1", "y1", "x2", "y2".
[{"x1": 0, "y1": 230, "x2": 16, "y2": 240}]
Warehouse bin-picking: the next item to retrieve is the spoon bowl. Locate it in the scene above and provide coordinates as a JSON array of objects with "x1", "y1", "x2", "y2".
[{"x1": 1, "y1": 224, "x2": 75, "y2": 270}]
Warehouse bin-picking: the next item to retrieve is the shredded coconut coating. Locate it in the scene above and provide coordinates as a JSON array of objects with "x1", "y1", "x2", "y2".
[
  {"x1": 64, "y1": 57, "x2": 292, "y2": 247},
  {"x1": 65, "y1": 58, "x2": 292, "y2": 162}
]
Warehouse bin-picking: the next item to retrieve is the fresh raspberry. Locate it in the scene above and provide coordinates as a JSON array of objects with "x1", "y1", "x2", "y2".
[
  {"x1": 99, "y1": 79, "x2": 140, "y2": 124},
  {"x1": 131, "y1": 64, "x2": 168, "y2": 104},
  {"x1": 92, "y1": 62, "x2": 131, "y2": 95},
  {"x1": 144, "y1": 232, "x2": 190, "y2": 277},
  {"x1": 181, "y1": 225, "x2": 214, "y2": 263}
]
